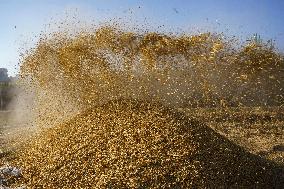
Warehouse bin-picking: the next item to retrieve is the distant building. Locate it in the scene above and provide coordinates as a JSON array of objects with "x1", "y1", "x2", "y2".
[{"x1": 0, "y1": 68, "x2": 9, "y2": 82}]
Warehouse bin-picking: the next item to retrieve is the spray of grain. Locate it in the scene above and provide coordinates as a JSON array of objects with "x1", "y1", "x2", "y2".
[{"x1": 19, "y1": 24, "x2": 284, "y2": 126}]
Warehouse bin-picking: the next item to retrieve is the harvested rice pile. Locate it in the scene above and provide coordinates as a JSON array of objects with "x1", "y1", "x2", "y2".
[{"x1": 12, "y1": 99, "x2": 277, "y2": 188}]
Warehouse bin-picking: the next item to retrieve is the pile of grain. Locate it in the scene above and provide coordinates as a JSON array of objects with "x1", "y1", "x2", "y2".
[{"x1": 12, "y1": 99, "x2": 277, "y2": 188}]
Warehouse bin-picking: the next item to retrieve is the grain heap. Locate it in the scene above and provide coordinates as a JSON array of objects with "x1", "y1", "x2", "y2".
[{"x1": 14, "y1": 99, "x2": 276, "y2": 188}]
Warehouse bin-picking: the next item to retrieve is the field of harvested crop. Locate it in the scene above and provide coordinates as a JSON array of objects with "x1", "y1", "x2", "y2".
[{"x1": 182, "y1": 107, "x2": 284, "y2": 165}]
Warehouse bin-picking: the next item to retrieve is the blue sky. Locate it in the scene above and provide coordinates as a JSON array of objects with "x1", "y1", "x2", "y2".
[{"x1": 1, "y1": 0, "x2": 284, "y2": 76}]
